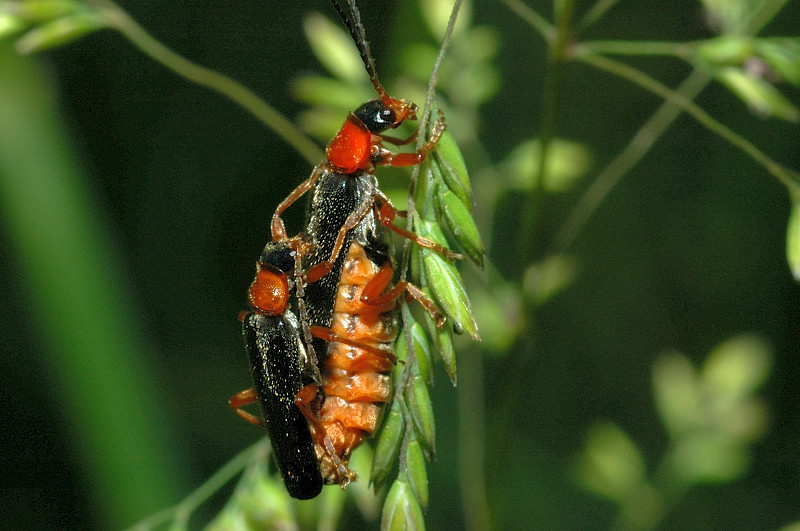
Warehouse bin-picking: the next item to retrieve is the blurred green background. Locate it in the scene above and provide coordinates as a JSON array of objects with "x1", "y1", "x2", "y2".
[{"x1": 1, "y1": 0, "x2": 799, "y2": 529}]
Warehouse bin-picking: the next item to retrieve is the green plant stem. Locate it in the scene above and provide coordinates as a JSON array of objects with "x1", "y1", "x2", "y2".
[
  {"x1": 408, "y1": 0, "x2": 463, "y2": 224},
  {"x1": 611, "y1": 444, "x2": 691, "y2": 531},
  {"x1": 126, "y1": 440, "x2": 264, "y2": 530},
  {"x1": 736, "y1": 0, "x2": 793, "y2": 34},
  {"x1": 457, "y1": 347, "x2": 491, "y2": 531},
  {"x1": 0, "y1": 44, "x2": 184, "y2": 528},
  {"x1": 88, "y1": 0, "x2": 322, "y2": 165},
  {"x1": 551, "y1": 69, "x2": 712, "y2": 253},
  {"x1": 393, "y1": 0, "x2": 465, "y2": 518},
  {"x1": 581, "y1": 39, "x2": 695, "y2": 58},
  {"x1": 507, "y1": 0, "x2": 796, "y2": 251},
  {"x1": 498, "y1": 0, "x2": 555, "y2": 41},
  {"x1": 576, "y1": 0, "x2": 623, "y2": 33},
  {"x1": 574, "y1": 49, "x2": 800, "y2": 190},
  {"x1": 517, "y1": 0, "x2": 574, "y2": 266}
]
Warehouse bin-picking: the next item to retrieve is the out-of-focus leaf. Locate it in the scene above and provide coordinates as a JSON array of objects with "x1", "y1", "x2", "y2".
[
  {"x1": 754, "y1": 38, "x2": 800, "y2": 85},
  {"x1": 3, "y1": 0, "x2": 83, "y2": 22},
  {"x1": 695, "y1": 35, "x2": 754, "y2": 66},
  {"x1": 576, "y1": 422, "x2": 647, "y2": 504},
  {"x1": 786, "y1": 197, "x2": 800, "y2": 281},
  {"x1": 452, "y1": 25, "x2": 500, "y2": 65},
  {"x1": 716, "y1": 66, "x2": 800, "y2": 121},
  {"x1": 450, "y1": 60, "x2": 501, "y2": 106},
  {"x1": 15, "y1": 11, "x2": 108, "y2": 54},
  {"x1": 0, "y1": 12, "x2": 26, "y2": 38},
  {"x1": 420, "y1": 0, "x2": 471, "y2": 40},
  {"x1": 702, "y1": 334, "x2": 771, "y2": 400},
  {"x1": 342, "y1": 446, "x2": 380, "y2": 521},
  {"x1": 467, "y1": 271, "x2": 523, "y2": 355},
  {"x1": 398, "y1": 43, "x2": 440, "y2": 85},
  {"x1": 296, "y1": 107, "x2": 352, "y2": 142},
  {"x1": 700, "y1": 0, "x2": 750, "y2": 33},
  {"x1": 670, "y1": 433, "x2": 748, "y2": 483},
  {"x1": 501, "y1": 138, "x2": 592, "y2": 192},
  {"x1": 238, "y1": 468, "x2": 295, "y2": 531},
  {"x1": 303, "y1": 12, "x2": 363, "y2": 83},
  {"x1": 696, "y1": 37, "x2": 800, "y2": 86},
  {"x1": 713, "y1": 397, "x2": 769, "y2": 442},
  {"x1": 652, "y1": 352, "x2": 702, "y2": 437},
  {"x1": 522, "y1": 254, "x2": 576, "y2": 305},
  {"x1": 292, "y1": 74, "x2": 370, "y2": 112}
]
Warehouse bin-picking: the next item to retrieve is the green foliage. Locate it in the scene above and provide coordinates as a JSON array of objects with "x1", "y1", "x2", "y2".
[
  {"x1": 381, "y1": 478, "x2": 425, "y2": 531},
  {"x1": 787, "y1": 194, "x2": 800, "y2": 279},
  {"x1": 370, "y1": 401, "x2": 405, "y2": 490},
  {"x1": 499, "y1": 137, "x2": 592, "y2": 192},
  {"x1": 576, "y1": 335, "x2": 773, "y2": 529},
  {"x1": 0, "y1": 0, "x2": 108, "y2": 52},
  {"x1": 3, "y1": 0, "x2": 800, "y2": 529}
]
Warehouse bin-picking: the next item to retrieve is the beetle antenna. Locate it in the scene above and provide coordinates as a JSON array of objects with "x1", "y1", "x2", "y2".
[{"x1": 329, "y1": 0, "x2": 390, "y2": 102}]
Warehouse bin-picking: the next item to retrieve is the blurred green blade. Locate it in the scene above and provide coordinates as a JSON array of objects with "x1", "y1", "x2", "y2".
[{"x1": 0, "y1": 45, "x2": 183, "y2": 527}]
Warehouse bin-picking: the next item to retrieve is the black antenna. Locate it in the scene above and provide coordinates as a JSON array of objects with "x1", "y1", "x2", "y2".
[{"x1": 329, "y1": 0, "x2": 389, "y2": 102}]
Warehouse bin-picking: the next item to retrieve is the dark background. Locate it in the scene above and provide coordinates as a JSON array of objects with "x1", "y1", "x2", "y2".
[{"x1": 1, "y1": 0, "x2": 799, "y2": 529}]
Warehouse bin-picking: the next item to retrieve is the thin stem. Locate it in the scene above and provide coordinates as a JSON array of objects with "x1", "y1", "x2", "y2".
[
  {"x1": 457, "y1": 347, "x2": 492, "y2": 531},
  {"x1": 550, "y1": 69, "x2": 712, "y2": 253},
  {"x1": 89, "y1": 0, "x2": 322, "y2": 165},
  {"x1": 409, "y1": 0, "x2": 463, "y2": 210},
  {"x1": 405, "y1": 0, "x2": 462, "y2": 276},
  {"x1": 396, "y1": 0, "x2": 463, "y2": 497},
  {"x1": 508, "y1": 0, "x2": 796, "y2": 252},
  {"x1": 0, "y1": 43, "x2": 184, "y2": 529},
  {"x1": 581, "y1": 39, "x2": 695, "y2": 58},
  {"x1": 574, "y1": 49, "x2": 800, "y2": 190},
  {"x1": 735, "y1": 0, "x2": 792, "y2": 34},
  {"x1": 517, "y1": 0, "x2": 574, "y2": 265},
  {"x1": 419, "y1": 0, "x2": 463, "y2": 138},
  {"x1": 498, "y1": 0, "x2": 555, "y2": 41},
  {"x1": 125, "y1": 439, "x2": 265, "y2": 531},
  {"x1": 577, "y1": 0, "x2": 623, "y2": 33}
]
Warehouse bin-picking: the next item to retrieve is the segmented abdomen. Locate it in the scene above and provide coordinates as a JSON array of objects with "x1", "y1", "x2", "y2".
[{"x1": 313, "y1": 242, "x2": 398, "y2": 482}]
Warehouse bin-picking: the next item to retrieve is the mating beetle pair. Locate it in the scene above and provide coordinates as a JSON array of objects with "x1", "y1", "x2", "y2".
[{"x1": 229, "y1": 0, "x2": 458, "y2": 500}]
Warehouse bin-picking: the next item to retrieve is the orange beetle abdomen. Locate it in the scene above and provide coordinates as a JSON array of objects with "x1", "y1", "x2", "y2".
[{"x1": 311, "y1": 241, "x2": 399, "y2": 484}]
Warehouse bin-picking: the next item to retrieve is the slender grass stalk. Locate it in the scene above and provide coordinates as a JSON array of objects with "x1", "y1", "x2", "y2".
[
  {"x1": 505, "y1": 0, "x2": 798, "y2": 253},
  {"x1": 580, "y1": 40, "x2": 695, "y2": 58},
  {"x1": 517, "y1": 0, "x2": 575, "y2": 264},
  {"x1": 576, "y1": 0, "x2": 623, "y2": 33},
  {"x1": 0, "y1": 44, "x2": 184, "y2": 528},
  {"x1": 88, "y1": 0, "x2": 323, "y2": 165},
  {"x1": 550, "y1": 69, "x2": 712, "y2": 253},
  {"x1": 457, "y1": 347, "x2": 491, "y2": 531},
  {"x1": 574, "y1": 49, "x2": 800, "y2": 190},
  {"x1": 126, "y1": 440, "x2": 265, "y2": 530},
  {"x1": 498, "y1": 0, "x2": 555, "y2": 41}
]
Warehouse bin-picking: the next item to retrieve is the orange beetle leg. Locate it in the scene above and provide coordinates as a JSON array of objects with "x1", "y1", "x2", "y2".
[{"x1": 229, "y1": 388, "x2": 266, "y2": 427}]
